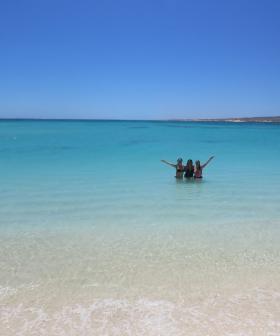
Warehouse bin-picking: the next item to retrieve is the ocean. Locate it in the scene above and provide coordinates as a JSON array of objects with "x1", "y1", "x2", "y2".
[{"x1": 0, "y1": 120, "x2": 280, "y2": 335}]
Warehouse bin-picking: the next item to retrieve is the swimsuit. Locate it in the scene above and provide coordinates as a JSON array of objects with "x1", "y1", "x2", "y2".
[
  {"x1": 184, "y1": 168, "x2": 194, "y2": 178},
  {"x1": 176, "y1": 164, "x2": 184, "y2": 173},
  {"x1": 194, "y1": 168, "x2": 203, "y2": 178}
]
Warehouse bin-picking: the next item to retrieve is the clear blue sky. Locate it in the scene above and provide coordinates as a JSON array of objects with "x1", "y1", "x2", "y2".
[{"x1": 0, "y1": 0, "x2": 279, "y2": 119}]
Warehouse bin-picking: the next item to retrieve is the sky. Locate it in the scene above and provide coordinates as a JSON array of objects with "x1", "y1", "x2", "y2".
[{"x1": 0, "y1": 0, "x2": 279, "y2": 119}]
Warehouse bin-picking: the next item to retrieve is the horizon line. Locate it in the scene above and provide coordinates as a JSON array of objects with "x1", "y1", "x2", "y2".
[{"x1": 0, "y1": 115, "x2": 280, "y2": 122}]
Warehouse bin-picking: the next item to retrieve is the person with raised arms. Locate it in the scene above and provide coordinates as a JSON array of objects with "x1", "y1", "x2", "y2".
[
  {"x1": 194, "y1": 156, "x2": 214, "y2": 179},
  {"x1": 161, "y1": 158, "x2": 185, "y2": 179}
]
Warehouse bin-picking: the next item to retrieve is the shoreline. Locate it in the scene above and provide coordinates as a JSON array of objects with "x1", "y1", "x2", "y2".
[
  {"x1": 0, "y1": 116, "x2": 280, "y2": 123},
  {"x1": 169, "y1": 116, "x2": 280, "y2": 123}
]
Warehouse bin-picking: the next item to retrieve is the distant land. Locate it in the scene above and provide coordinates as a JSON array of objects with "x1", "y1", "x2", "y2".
[
  {"x1": 0, "y1": 116, "x2": 280, "y2": 122},
  {"x1": 171, "y1": 116, "x2": 280, "y2": 123}
]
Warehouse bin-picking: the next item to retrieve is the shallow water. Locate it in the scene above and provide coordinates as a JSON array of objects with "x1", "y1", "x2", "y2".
[{"x1": 0, "y1": 120, "x2": 280, "y2": 335}]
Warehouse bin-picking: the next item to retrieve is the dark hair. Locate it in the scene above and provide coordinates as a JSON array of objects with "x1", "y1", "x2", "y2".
[{"x1": 187, "y1": 159, "x2": 193, "y2": 169}]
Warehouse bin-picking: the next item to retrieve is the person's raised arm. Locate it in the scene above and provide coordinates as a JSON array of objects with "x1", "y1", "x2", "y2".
[
  {"x1": 201, "y1": 156, "x2": 214, "y2": 169},
  {"x1": 161, "y1": 160, "x2": 177, "y2": 168}
]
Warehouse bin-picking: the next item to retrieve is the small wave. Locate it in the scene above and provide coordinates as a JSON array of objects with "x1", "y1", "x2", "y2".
[
  {"x1": 1, "y1": 288, "x2": 280, "y2": 336},
  {"x1": 0, "y1": 284, "x2": 39, "y2": 300}
]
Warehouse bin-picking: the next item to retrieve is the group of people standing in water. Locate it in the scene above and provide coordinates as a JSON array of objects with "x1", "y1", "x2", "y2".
[{"x1": 161, "y1": 156, "x2": 214, "y2": 179}]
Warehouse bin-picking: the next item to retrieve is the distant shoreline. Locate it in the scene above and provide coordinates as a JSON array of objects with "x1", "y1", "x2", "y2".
[
  {"x1": 169, "y1": 116, "x2": 280, "y2": 123},
  {"x1": 0, "y1": 116, "x2": 280, "y2": 123}
]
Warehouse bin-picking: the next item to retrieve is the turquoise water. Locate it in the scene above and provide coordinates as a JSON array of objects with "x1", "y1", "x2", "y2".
[
  {"x1": 1, "y1": 120, "x2": 280, "y2": 335},
  {"x1": 1, "y1": 120, "x2": 280, "y2": 228}
]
